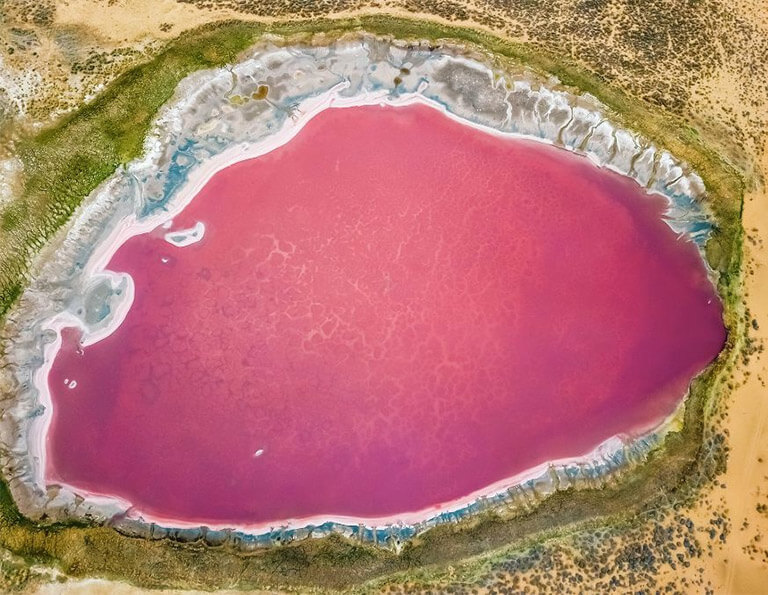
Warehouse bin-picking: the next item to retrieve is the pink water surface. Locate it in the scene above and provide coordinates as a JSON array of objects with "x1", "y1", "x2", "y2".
[{"x1": 46, "y1": 104, "x2": 726, "y2": 526}]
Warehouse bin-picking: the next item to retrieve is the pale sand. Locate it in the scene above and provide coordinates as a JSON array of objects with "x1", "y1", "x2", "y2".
[
  {"x1": 29, "y1": 84, "x2": 693, "y2": 537},
  {"x1": 655, "y1": 141, "x2": 768, "y2": 595},
  {"x1": 34, "y1": 581, "x2": 267, "y2": 595},
  {"x1": 623, "y1": 43, "x2": 768, "y2": 587},
  {"x1": 52, "y1": 0, "x2": 501, "y2": 46},
  {"x1": 54, "y1": 0, "x2": 249, "y2": 43}
]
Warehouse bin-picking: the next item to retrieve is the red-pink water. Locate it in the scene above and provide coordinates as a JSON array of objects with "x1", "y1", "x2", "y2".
[{"x1": 47, "y1": 105, "x2": 726, "y2": 525}]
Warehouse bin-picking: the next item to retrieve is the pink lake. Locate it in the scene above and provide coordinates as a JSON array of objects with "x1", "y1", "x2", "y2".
[{"x1": 46, "y1": 104, "x2": 726, "y2": 526}]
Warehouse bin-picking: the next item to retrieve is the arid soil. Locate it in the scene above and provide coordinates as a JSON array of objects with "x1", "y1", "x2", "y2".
[{"x1": 2, "y1": 0, "x2": 768, "y2": 163}]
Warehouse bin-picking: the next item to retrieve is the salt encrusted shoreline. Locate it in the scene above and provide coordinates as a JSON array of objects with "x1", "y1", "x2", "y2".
[{"x1": 0, "y1": 35, "x2": 718, "y2": 549}]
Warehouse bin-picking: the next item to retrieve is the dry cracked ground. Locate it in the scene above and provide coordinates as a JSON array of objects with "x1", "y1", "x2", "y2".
[{"x1": 1, "y1": 0, "x2": 767, "y2": 593}]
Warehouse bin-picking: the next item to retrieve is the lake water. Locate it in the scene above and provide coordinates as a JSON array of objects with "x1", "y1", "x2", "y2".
[{"x1": 46, "y1": 104, "x2": 726, "y2": 526}]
